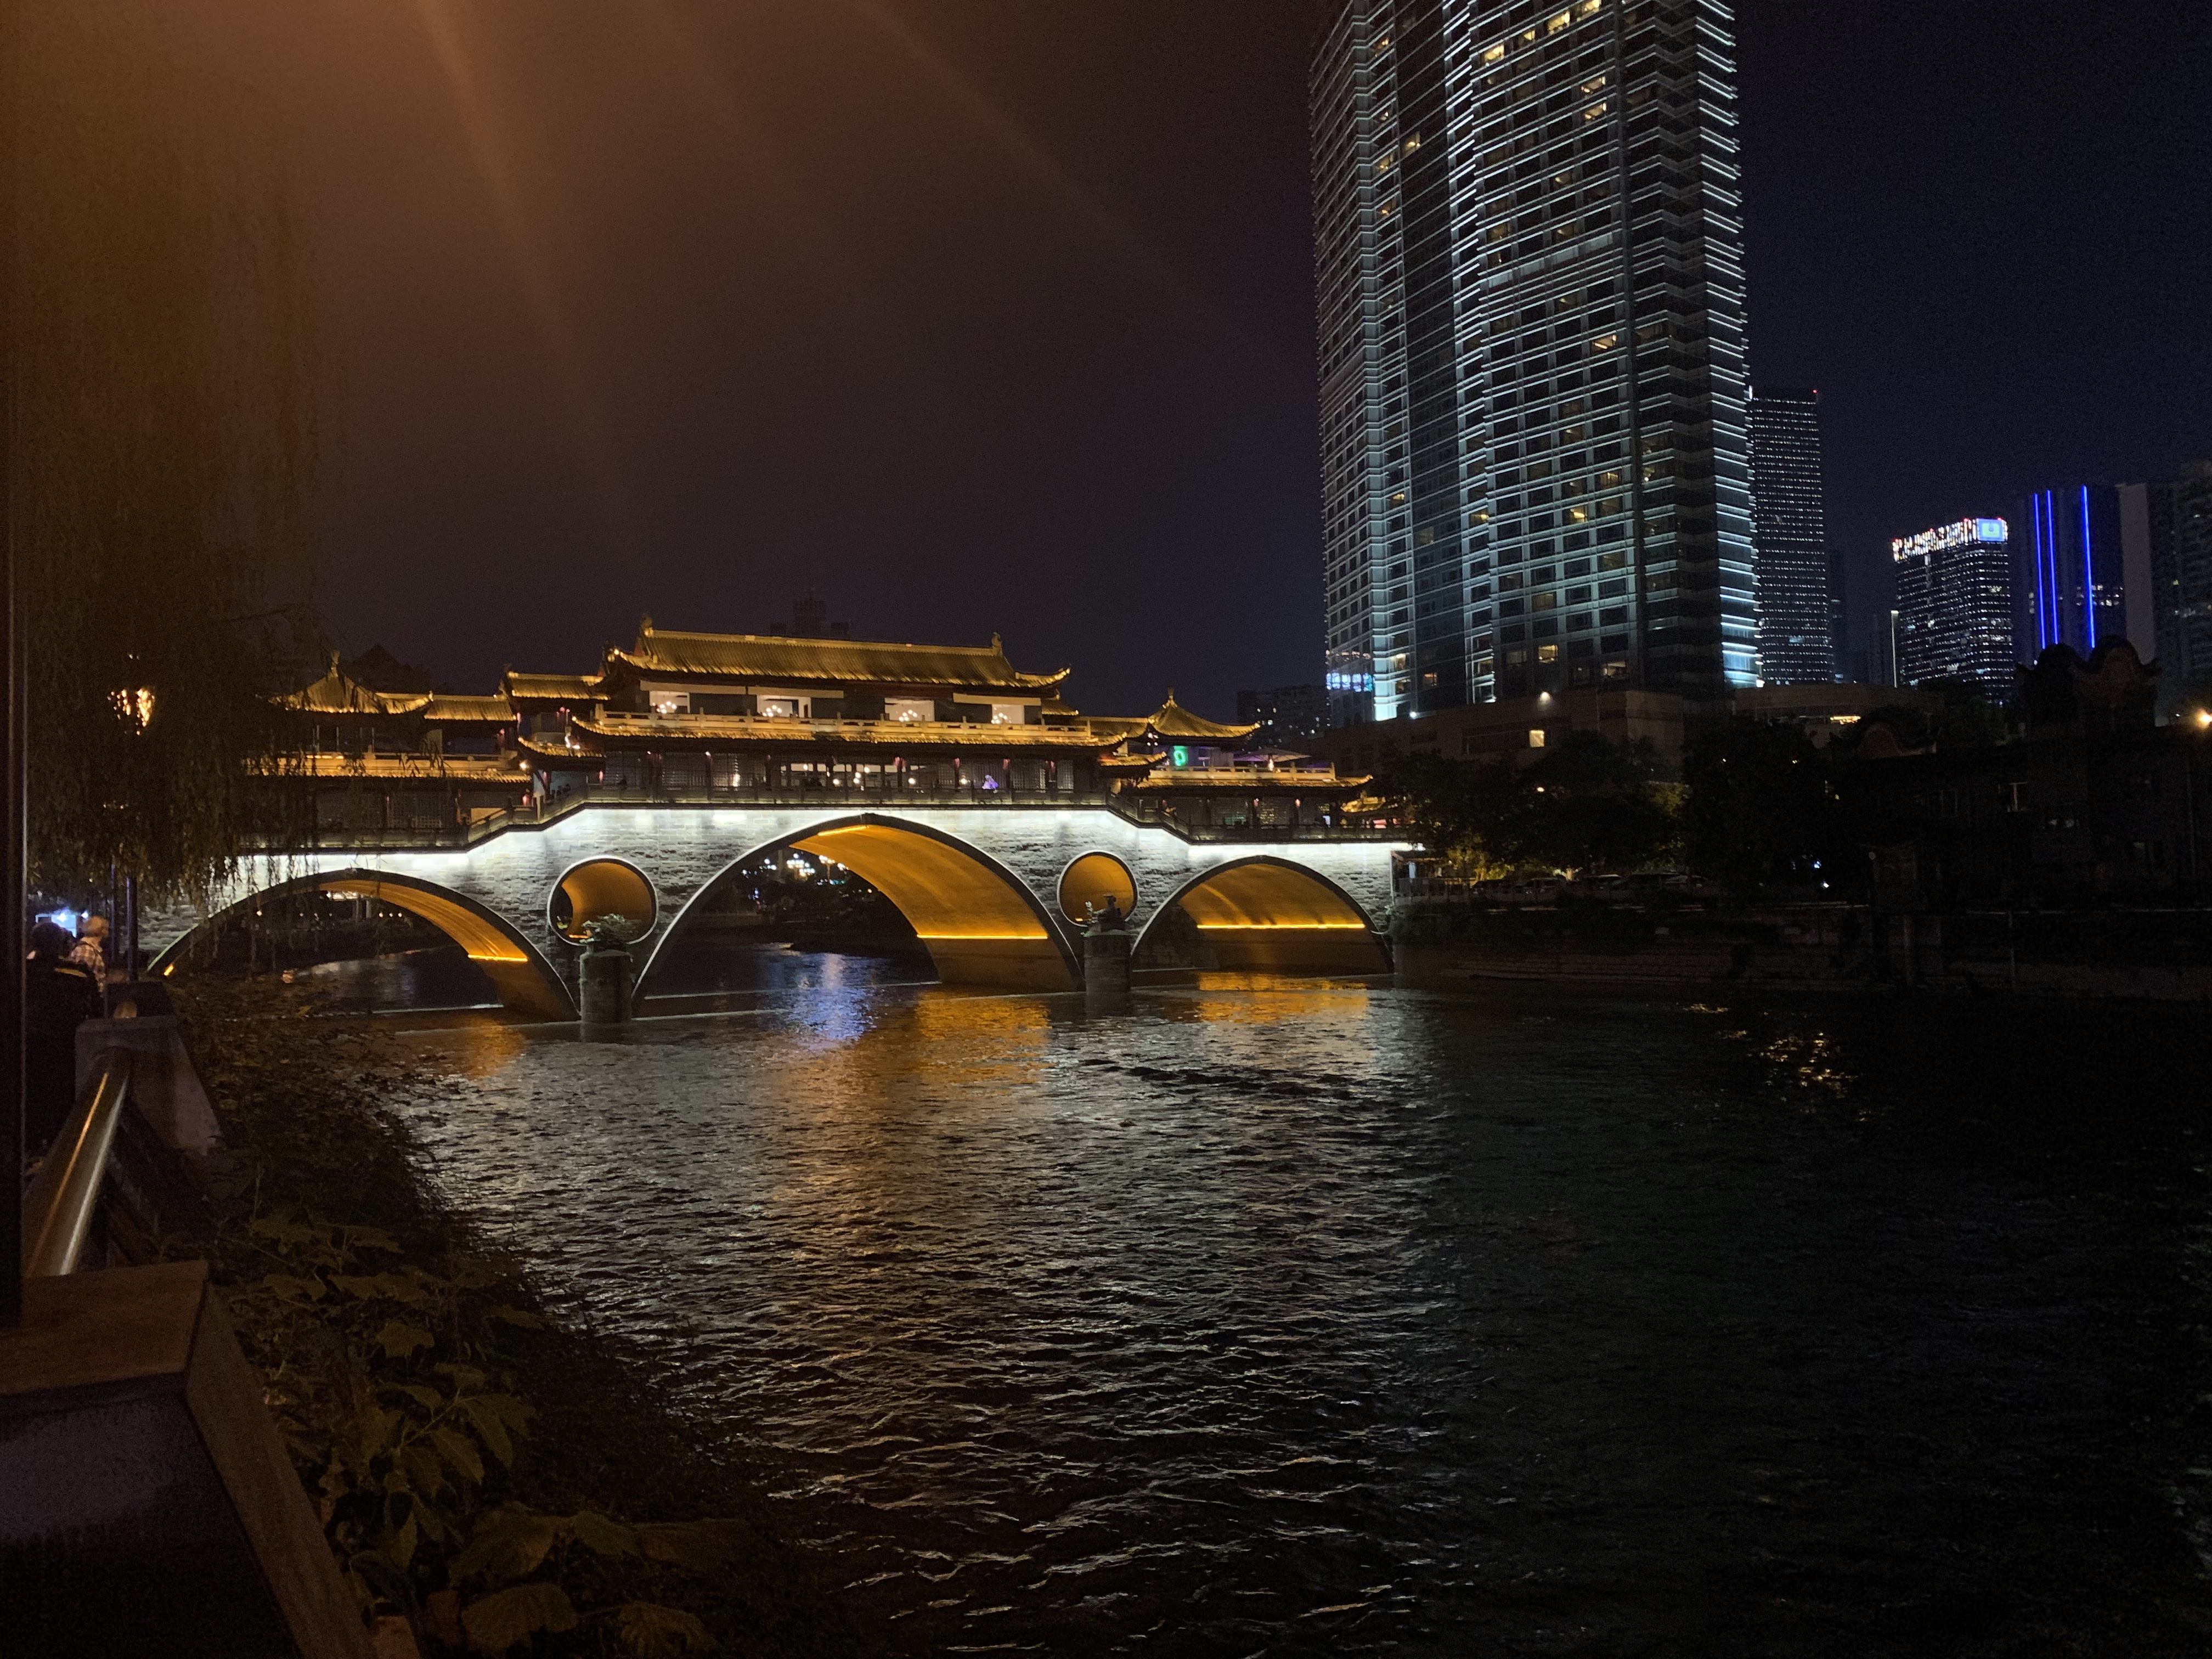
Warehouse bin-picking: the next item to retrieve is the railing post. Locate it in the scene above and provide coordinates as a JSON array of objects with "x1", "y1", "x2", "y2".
[{"x1": 1, "y1": 0, "x2": 23, "y2": 1327}]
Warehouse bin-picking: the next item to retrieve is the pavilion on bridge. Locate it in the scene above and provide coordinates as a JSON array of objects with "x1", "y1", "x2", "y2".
[{"x1": 268, "y1": 620, "x2": 1369, "y2": 837}]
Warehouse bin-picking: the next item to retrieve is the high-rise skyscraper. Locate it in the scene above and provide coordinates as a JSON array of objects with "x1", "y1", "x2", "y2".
[
  {"x1": 2144, "y1": 459, "x2": 2212, "y2": 715},
  {"x1": 1312, "y1": 0, "x2": 1756, "y2": 726},
  {"x1": 1892, "y1": 517, "x2": 2014, "y2": 695},
  {"x1": 2021, "y1": 484, "x2": 2135, "y2": 656},
  {"x1": 1746, "y1": 386, "x2": 1832, "y2": 684}
]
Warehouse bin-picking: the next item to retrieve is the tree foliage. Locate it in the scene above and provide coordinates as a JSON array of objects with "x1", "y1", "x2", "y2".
[
  {"x1": 1520, "y1": 732, "x2": 1679, "y2": 876},
  {"x1": 1680, "y1": 716, "x2": 1835, "y2": 893},
  {"x1": 1384, "y1": 732, "x2": 1679, "y2": 877},
  {"x1": 1383, "y1": 750, "x2": 1531, "y2": 878},
  {"x1": 1850, "y1": 683, "x2": 2010, "y2": 753},
  {"x1": 19, "y1": 3, "x2": 318, "y2": 900}
]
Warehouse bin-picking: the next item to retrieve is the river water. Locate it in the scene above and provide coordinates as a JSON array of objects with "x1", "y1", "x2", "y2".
[{"x1": 360, "y1": 950, "x2": 2212, "y2": 1656}]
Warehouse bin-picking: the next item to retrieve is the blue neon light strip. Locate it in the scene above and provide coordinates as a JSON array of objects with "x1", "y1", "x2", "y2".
[
  {"x1": 2044, "y1": 491, "x2": 2058, "y2": 648},
  {"x1": 2031, "y1": 494, "x2": 2043, "y2": 649},
  {"x1": 2079, "y1": 486, "x2": 2096, "y2": 650},
  {"x1": 2034, "y1": 494, "x2": 2045, "y2": 648},
  {"x1": 2032, "y1": 491, "x2": 2053, "y2": 650},
  {"x1": 2045, "y1": 490, "x2": 2061, "y2": 649}
]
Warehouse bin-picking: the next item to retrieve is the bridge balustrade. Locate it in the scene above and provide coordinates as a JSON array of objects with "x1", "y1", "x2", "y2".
[{"x1": 270, "y1": 780, "x2": 1397, "y2": 850}]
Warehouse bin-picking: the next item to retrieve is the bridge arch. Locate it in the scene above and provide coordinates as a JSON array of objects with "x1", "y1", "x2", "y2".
[
  {"x1": 1134, "y1": 855, "x2": 1390, "y2": 975},
  {"x1": 636, "y1": 812, "x2": 1081, "y2": 995},
  {"x1": 150, "y1": 867, "x2": 577, "y2": 1020}
]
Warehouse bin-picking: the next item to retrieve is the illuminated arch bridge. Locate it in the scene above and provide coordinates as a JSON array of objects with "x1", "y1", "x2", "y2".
[{"x1": 147, "y1": 806, "x2": 1408, "y2": 1017}]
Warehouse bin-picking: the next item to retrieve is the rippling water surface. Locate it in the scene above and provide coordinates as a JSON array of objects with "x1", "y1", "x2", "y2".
[{"x1": 372, "y1": 962, "x2": 2212, "y2": 1656}]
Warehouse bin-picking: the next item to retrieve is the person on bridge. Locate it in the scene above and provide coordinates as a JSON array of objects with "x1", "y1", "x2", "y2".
[{"x1": 26, "y1": 919, "x2": 103, "y2": 1156}]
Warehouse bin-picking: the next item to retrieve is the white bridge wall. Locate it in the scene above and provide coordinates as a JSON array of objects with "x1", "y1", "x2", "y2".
[{"x1": 146, "y1": 806, "x2": 1408, "y2": 977}]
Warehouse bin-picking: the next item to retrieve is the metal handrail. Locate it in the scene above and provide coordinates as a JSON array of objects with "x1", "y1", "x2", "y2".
[{"x1": 21, "y1": 1049, "x2": 133, "y2": 1277}]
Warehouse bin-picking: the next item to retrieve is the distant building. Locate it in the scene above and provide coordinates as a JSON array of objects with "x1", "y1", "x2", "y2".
[
  {"x1": 1827, "y1": 541, "x2": 1851, "y2": 681},
  {"x1": 1237, "y1": 684, "x2": 1330, "y2": 747},
  {"x1": 1747, "y1": 387, "x2": 1833, "y2": 683},
  {"x1": 2021, "y1": 484, "x2": 2149, "y2": 657},
  {"x1": 1844, "y1": 641, "x2": 2209, "y2": 906},
  {"x1": 1839, "y1": 603, "x2": 1897, "y2": 690},
  {"x1": 1892, "y1": 517, "x2": 2014, "y2": 695},
  {"x1": 766, "y1": 592, "x2": 849, "y2": 640},
  {"x1": 2143, "y1": 460, "x2": 2212, "y2": 715},
  {"x1": 1310, "y1": 0, "x2": 1757, "y2": 723},
  {"x1": 1311, "y1": 678, "x2": 1923, "y2": 780}
]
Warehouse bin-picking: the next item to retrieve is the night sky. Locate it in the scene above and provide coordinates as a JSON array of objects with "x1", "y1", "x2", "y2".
[{"x1": 250, "y1": 1, "x2": 2208, "y2": 713}]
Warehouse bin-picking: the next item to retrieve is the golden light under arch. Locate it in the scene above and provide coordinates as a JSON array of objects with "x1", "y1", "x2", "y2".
[
  {"x1": 149, "y1": 868, "x2": 577, "y2": 1021},
  {"x1": 1142, "y1": 857, "x2": 1388, "y2": 975},
  {"x1": 789, "y1": 819, "x2": 1078, "y2": 991},
  {"x1": 313, "y1": 878, "x2": 575, "y2": 1019}
]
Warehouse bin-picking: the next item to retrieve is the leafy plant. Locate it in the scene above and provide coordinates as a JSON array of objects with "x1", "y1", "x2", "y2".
[
  {"x1": 225, "y1": 1214, "x2": 539, "y2": 1613},
  {"x1": 177, "y1": 978, "x2": 870, "y2": 1657},
  {"x1": 448, "y1": 1507, "x2": 723, "y2": 1656}
]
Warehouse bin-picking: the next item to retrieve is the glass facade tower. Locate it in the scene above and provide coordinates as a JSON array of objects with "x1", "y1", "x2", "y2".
[
  {"x1": 2023, "y1": 484, "x2": 2129, "y2": 656},
  {"x1": 2146, "y1": 460, "x2": 2212, "y2": 716},
  {"x1": 1312, "y1": 0, "x2": 1757, "y2": 725},
  {"x1": 1747, "y1": 386, "x2": 1833, "y2": 683},
  {"x1": 1892, "y1": 517, "x2": 2015, "y2": 696}
]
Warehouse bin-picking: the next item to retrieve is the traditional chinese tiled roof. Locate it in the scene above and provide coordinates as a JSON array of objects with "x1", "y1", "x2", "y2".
[
  {"x1": 421, "y1": 695, "x2": 514, "y2": 724},
  {"x1": 502, "y1": 672, "x2": 604, "y2": 704},
  {"x1": 1129, "y1": 767, "x2": 1368, "y2": 793},
  {"x1": 611, "y1": 625, "x2": 1070, "y2": 691},
  {"x1": 1096, "y1": 692, "x2": 1261, "y2": 743},
  {"x1": 519, "y1": 732, "x2": 600, "y2": 763},
  {"x1": 280, "y1": 663, "x2": 431, "y2": 716}
]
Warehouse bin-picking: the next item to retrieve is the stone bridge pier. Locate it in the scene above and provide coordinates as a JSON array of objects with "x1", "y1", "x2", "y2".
[{"x1": 148, "y1": 805, "x2": 1408, "y2": 1017}]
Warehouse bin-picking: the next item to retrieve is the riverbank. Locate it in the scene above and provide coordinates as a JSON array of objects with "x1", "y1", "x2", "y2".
[
  {"x1": 170, "y1": 980, "x2": 874, "y2": 1658},
  {"x1": 1393, "y1": 895, "x2": 2212, "y2": 1000}
]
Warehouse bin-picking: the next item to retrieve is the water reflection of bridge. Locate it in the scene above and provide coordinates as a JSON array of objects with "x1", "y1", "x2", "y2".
[{"x1": 151, "y1": 801, "x2": 1408, "y2": 1018}]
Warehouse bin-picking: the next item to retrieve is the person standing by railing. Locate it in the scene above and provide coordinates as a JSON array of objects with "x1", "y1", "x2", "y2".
[
  {"x1": 69, "y1": 911, "x2": 109, "y2": 981},
  {"x1": 25, "y1": 920, "x2": 101, "y2": 1158}
]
